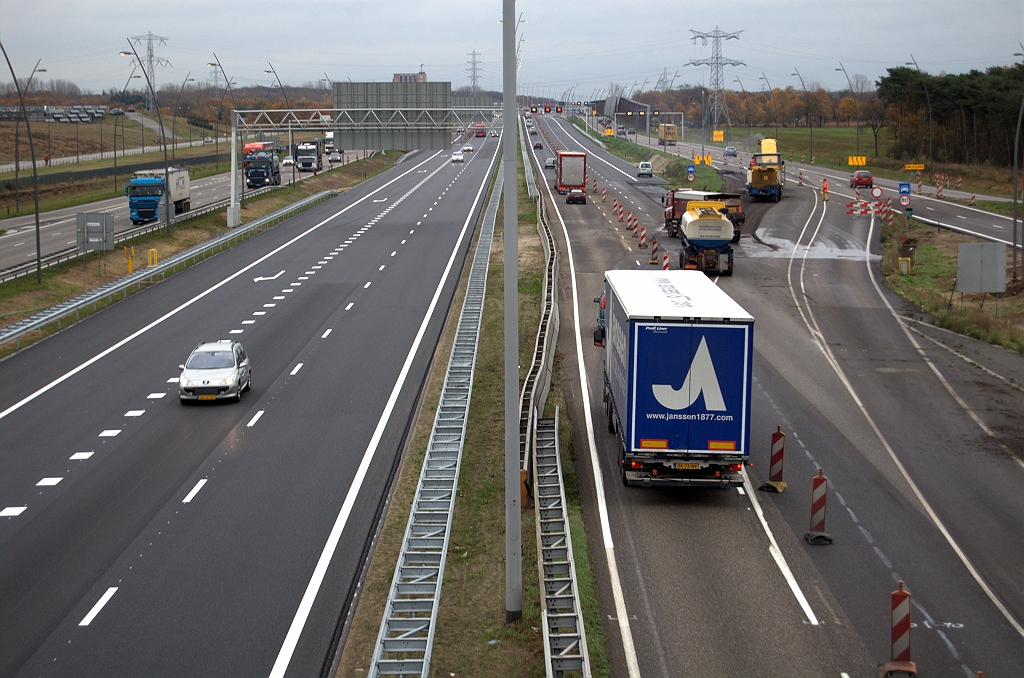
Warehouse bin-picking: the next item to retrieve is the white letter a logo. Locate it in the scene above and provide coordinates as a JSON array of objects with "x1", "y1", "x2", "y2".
[{"x1": 652, "y1": 336, "x2": 726, "y2": 411}]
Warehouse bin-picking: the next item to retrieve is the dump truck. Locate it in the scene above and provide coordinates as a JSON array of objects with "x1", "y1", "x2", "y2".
[
  {"x1": 555, "y1": 150, "x2": 586, "y2": 194},
  {"x1": 663, "y1": 189, "x2": 745, "y2": 243},
  {"x1": 746, "y1": 137, "x2": 785, "y2": 201},
  {"x1": 678, "y1": 201, "x2": 734, "y2": 275},
  {"x1": 595, "y1": 269, "x2": 754, "y2": 487},
  {"x1": 125, "y1": 168, "x2": 190, "y2": 225},
  {"x1": 657, "y1": 123, "x2": 679, "y2": 146}
]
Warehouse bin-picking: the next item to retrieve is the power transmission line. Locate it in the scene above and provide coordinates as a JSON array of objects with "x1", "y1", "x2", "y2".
[
  {"x1": 686, "y1": 27, "x2": 744, "y2": 129},
  {"x1": 129, "y1": 32, "x2": 171, "y2": 111}
]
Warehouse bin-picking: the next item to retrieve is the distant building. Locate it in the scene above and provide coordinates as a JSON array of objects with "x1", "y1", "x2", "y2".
[{"x1": 393, "y1": 71, "x2": 427, "y2": 83}]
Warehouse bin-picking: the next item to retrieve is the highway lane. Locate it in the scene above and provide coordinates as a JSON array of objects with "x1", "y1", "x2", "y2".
[
  {"x1": 0, "y1": 153, "x2": 366, "y2": 272},
  {"x1": 537, "y1": 114, "x2": 1024, "y2": 676},
  {"x1": 0, "y1": 138, "x2": 499, "y2": 677},
  {"x1": 533, "y1": 115, "x2": 875, "y2": 676}
]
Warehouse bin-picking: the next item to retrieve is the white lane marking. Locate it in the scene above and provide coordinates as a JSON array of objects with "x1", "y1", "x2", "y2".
[
  {"x1": 247, "y1": 410, "x2": 264, "y2": 427},
  {"x1": 363, "y1": 282, "x2": 371, "y2": 289},
  {"x1": 926, "y1": 206, "x2": 935, "y2": 211},
  {"x1": 263, "y1": 304, "x2": 276, "y2": 308},
  {"x1": 272, "y1": 296, "x2": 285, "y2": 300},
  {"x1": 0, "y1": 150, "x2": 446, "y2": 425},
  {"x1": 124, "y1": 410, "x2": 145, "y2": 417},
  {"x1": 957, "y1": 215, "x2": 966, "y2": 219},
  {"x1": 391, "y1": 251, "x2": 397, "y2": 256},
  {"x1": 98, "y1": 430, "x2": 120, "y2": 437},
  {"x1": 70, "y1": 452, "x2": 94, "y2": 460},
  {"x1": 290, "y1": 363, "x2": 303, "y2": 376},
  {"x1": 182, "y1": 478, "x2": 208, "y2": 503},
  {"x1": 401, "y1": 240, "x2": 406, "y2": 244},
  {"x1": 550, "y1": 117, "x2": 637, "y2": 181},
  {"x1": 229, "y1": 329, "x2": 244, "y2": 334},
  {"x1": 1, "y1": 506, "x2": 28, "y2": 517},
  {"x1": 167, "y1": 378, "x2": 178, "y2": 383},
  {"x1": 298, "y1": 277, "x2": 309, "y2": 281},
  {"x1": 741, "y1": 469, "x2": 819, "y2": 624},
  {"x1": 242, "y1": 320, "x2": 255, "y2": 325},
  {"x1": 269, "y1": 140, "x2": 500, "y2": 678},
  {"x1": 378, "y1": 265, "x2": 385, "y2": 271},
  {"x1": 345, "y1": 303, "x2": 354, "y2": 310},
  {"x1": 1016, "y1": 457, "x2": 1024, "y2": 474},
  {"x1": 253, "y1": 270, "x2": 285, "y2": 282},
  {"x1": 290, "y1": 282, "x2": 301, "y2": 286},
  {"x1": 79, "y1": 587, "x2": 118, "y2": 626},
  {"x1": 312, "y1": 266, "x2": 322, "y2": 269},
  {"x1": 147, "y1": 393, "x2": 165, "y2": 399},
  {"x1": 321, "y1": 329, "x2": 332, "y2": 338},
  {"x1": 541, "y1": 146, "x2": 641, "y2": 677},
  {"x1": 37, "y1": 477, "x2": 63, "y2": 486}
]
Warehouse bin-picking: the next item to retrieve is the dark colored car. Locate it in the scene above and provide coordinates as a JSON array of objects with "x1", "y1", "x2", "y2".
[
  {"x1": 533, "y1": 141, "x2": 543, "y2": 149},
  {"x1": 724, "y1": 146, "x2": 738, "y2": 156},
  {"x1": 566, "y1": 188, "x2": 587, "y2": 204},
  {"x1": 850, "y1": 170, "x2": 873, "y2": 188},
  {"x1": 594, "y1": 291, "x2": 606, "y2": 331}
]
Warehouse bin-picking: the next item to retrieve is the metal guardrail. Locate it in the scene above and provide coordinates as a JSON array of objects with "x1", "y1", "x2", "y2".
[
  {"x1": 0, "y1": 184, "x2": 280, "y2": 284},
  {"x1": 368, "y1": 162, "x2": 502, "y2": 678},
  {"x1": 0, "y1": 189, "x2": 337, "y2": 350},
  {"x1": 534, "y1": 409, "x2": 591, "y2": 677}
]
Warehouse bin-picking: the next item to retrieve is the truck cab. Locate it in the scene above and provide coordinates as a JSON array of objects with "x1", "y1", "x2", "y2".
[{"x1": 125, "y1": 168, "x2": 190, "y2": 224}]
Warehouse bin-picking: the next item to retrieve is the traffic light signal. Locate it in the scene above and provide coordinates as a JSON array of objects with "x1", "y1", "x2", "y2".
[
  {"x1": 653, "y1": 110, "x2": 660, "y2": 116},
  {"x1": 556, "y1": 106, "x2": 563, "y2": 113},
  {"x1": 544, "y1": 106, "x2": 551, "y2": 113}
]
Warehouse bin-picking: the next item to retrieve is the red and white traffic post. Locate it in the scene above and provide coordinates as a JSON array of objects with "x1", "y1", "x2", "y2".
[
  {"x1": 970, "y1": 189, "x2": 976, "y2": 206},
  {"x1": 760, "y1": 426, "x2": 787, "y2": 492},
  {"x1": 613, "y1": 197, "x2": 618, "y2": 211},
  {"x1": 649, "y1": 237, "x2": 659, "y2": 264},
  {"x1": 880, "y1": 580, "x2": 917, "y2": 677},
  {"x1": 639, "y1": 225, "x2": 648, "y2": 248},
  {"x1": 661, "y1": 251, "x2": 670, "y2": 270},
  {"x1": 798, "y1": 170, "x2": 803, "y2": 186},
  {"x1": 602, "y1": 187, "x2": 607, "y2": 202},
  {"x1": 804, "y1": 469, "x2": 833, "y2": 544}
]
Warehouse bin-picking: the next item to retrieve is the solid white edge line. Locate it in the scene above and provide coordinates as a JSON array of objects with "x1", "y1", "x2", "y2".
[
  {"x1": 182, "y1": 478, "x2": 208, "y2": 503},
  {"x1": 550, "y1": 117, "x2": 637, "y2": 182},
  {"x1": 535, "y1": 128, "x2": 641, "y2": 678},
  {"x1": 268, "y1": 139, "x2": 500, "y2": 678},
  {"x1": 740, "y1": 469, "x2": 819, "y2": 624},
  {"x1": 290, "y1": 363, "x2": 303, "y2": 376},
  {"x1": 246, "y1": 410, "x2": 264, "y2": 428},
  {"x1": 78, "y1": 587, "x2": 117, "y2": 626},
  {"x1": 0, "y1": 150, "x2": 445, "y2": 423}
]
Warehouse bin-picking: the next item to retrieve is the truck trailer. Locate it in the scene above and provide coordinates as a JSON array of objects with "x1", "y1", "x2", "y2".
[
  {"x1": 596, "y1": 270, "x2": 753, "y2": 487},
  {"x1": 746, "y1": 137, "x2": 785, "y2": 202},
  {"x1": 663, "y1": 189, "x2": 744, "y2": 243},
  {"x1": 125, "y1": 168, "x2": 190, "y2": 224},
  {"x1": 244, "y1": 151, "x2": 281, "y2": 188},
  {"x1": 678, "y1": 201, "x2": 735, "y2": 275},
  {"x1": 657, "y1": 123, "x2": 679, "y2": 146},
  {"x1": 554, "y1": 150, "x2": 586, "y2": 194}
]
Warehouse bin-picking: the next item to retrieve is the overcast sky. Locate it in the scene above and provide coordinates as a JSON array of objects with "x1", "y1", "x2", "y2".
[{"x1": 2, "y1": 0, "x2": 1022, "y2": 100}]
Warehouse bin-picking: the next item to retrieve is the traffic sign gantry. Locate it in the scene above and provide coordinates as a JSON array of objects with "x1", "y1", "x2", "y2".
[
  {"x1": 899, "y1": 195, "x2": 911, "y2": 207},
  {"x1": 899, "y1": 183, "x2": 911, "y2": 195}
]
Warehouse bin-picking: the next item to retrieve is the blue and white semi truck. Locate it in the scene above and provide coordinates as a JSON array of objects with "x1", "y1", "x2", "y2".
[
  {"x1": 125, "y1": 168, "x2": 191, "y2": 225},
  {"x1": 596, "y1": 270, "x2": 754, "y2": 487}
]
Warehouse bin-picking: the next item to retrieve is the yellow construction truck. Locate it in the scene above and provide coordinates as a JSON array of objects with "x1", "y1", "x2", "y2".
[
  {"x1": 746, "y1": 138, "x2": 785, "y2": 202},
  {"x1": 657, "y1": 123, "x2": 679, "y2": 146}
]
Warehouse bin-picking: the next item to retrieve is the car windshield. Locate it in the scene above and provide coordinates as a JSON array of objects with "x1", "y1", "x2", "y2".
[
  {"x1": 129, "y1": 185, "x2": 163, "y2": 197},
  {"x1": 186, "y1": 351, "x2": 235, "y2": 369}
]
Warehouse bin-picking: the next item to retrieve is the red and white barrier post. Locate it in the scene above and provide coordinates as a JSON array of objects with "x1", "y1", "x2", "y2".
[
  {"x1": 936, "y1": 180, "x2": 944, "y2": 199},
  {"x1": 649, "y1": 237, "x2": 659, "y2": 264},
  {"x1": 970, "y1": 189, "x2": 976, "y2": 206},
  {"x1": 760, "y1": 426, "x2": 787, "y2": 492},
  {"x1": 957, "y1": 175, "x2": 962, "y2": 190},
  {"x1": 613, "y1": 197, "x2": 618, "y2": 211},
  {"x1": 632, "y1": 219, "x2": 639, "y2": 238},
  {"x1": 916, "y1": 171, "x2": 922, "y2": 194},
  {"x1": 639, "y1": 225, "x2": 648, "y2": 248},
  {"x1": 661, "y1": 250, "x2": 670, "y2": 270},
  {"x1": 804, "y1": 469, "x2": 833, "y2": 544},
  {"x1": 880, "y1": 581, "x2": 917, "y2": 677},
  {"x1": 811, "y1": 155, "x2": 815, "y2": 165},
  {"x1": 618, "y1": 206, "x2": 624, "y2": 222},
  {"x1": 801, "y1": 153, "x2": 805, "y2": 163},
  {"x1": 855, "y1": 186, "x2": 861, "y2": 200},
  {"x1": 602, "y1": 187, "x2": 607, "y2": 202},
  {"x1": 798, "y1": 170, "x2": 803, "y2": 186}
]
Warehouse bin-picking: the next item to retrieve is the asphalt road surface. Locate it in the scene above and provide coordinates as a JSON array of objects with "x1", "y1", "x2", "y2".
[
  {"x1": 533, "y1": 114, "x2": 1024, "y2": 677},
  {"x1": 0, "y1": 139, "x2": 499, "y2": 677}
]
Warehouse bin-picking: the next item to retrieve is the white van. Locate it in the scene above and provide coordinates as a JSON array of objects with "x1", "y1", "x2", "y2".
[{"x1": 637, "y1": 161, "x2": 653, "y2": 178}]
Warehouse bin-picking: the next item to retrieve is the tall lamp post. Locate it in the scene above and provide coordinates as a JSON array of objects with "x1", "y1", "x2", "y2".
[
  {"x1": 210, "y1": 54, "x2": 242, "y2": 224},
  {"x1": 264, "y1": 63, "x2": 294, "y2": 184},
  {"x1": 11, "y1": 64, "x2": 45, "y2": 213},
  {"x1": 760, "y1": 72, "x2": 779, "y2": 141},
  {"x1": 836, "y1": 62, "x2": 860, "y2": 154},
  {"x1": 0, "y1": 45, "x2": 45, "y2": 283},
  {"x1": 121, "y1": 42, "x2": 172, "y2": 235},
  {"x1": 1011, "y1": 48, "x2": 1023, "y2": 282},
  {"x1": 114, "y1": 68, "x2": 140, "y2": 193},
  {"x1": 906, "y1": 55, "x2": 933, "y2": 170},
  {"x1": 734, "y1": 77, "x2": 751, "y2": 146},
  {"x1": 792, "y1": 68, "x2": 812, "y2": 162},
  {"x1": 171, "y1": 72, "x2": 194, "y2": 161}
]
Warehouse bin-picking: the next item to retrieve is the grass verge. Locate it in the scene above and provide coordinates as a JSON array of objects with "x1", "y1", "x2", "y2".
[
  {"x1": 881, "y1": 212, "x2": 1024, "y2": 352},
  {"x1": 0, "y1": 152, "x2": 401, "y2": 359}
]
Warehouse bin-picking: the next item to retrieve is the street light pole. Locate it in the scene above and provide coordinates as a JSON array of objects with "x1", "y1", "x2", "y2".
[
  {"x1": 734, "y1": 77, "x2": 751, "y2": 145},
  {"x1": 760, "y1": 72, "x2": 778, "y2": 141},
  {"x1": 907, "y1": 55, "x2": 933, "y2": 170},
  {"x1": 114, "y1": 67, "x2": 140, "y2": 193},
  {"x1": 171, "y1": 72, "x2": 194, "y2": 161},
  {"x1": 210, "y1": 54, "x2": 242, "y2": 221},
  {"x1": 836, "y1": 62, "x2": 860, "y2": 154},
  {"x1": 0, "y1": 45, "x2": 45, "y2": 283},
  {"x1": 1011, "y1": 48, "x2": 1024, "y2": 282},
  {"x1": 792, "y1": 68, "x2": 812, "y2": 162}
]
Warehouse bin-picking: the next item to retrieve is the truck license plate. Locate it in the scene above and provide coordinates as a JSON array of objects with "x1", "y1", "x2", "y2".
[
  {"x1": 199, "y1": 395, "x2": 216, "y2": 401},
  {"x1": 674, "y1": 462, "x2": 700, "y2": 470}
]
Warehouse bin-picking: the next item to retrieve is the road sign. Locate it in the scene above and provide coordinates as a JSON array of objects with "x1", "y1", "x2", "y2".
[
  {"x1": 847, "y1": 156, "x2": 867, "y2": 166},
  {"x1": 704, "y1": 155, "x2": 713, "y2": 165},
  {"x1": 694, "y1": 156, "x2": 702, "y2": 165},
  {"x1": 713, "y1": 130, "x2": 724, "y2": 142},
  {"x1": 871, "y1": 186, "x2": 883, "y2": 199},
  {"x1": 904, "y1": 163, "x2": 925, "y2": 171},
  {"x1": 687, "y1": 172, "x2": 695, "y2": 182},
  {"x1": 898, "y1": 194, "x2": 911, "y2": 207},
  {"x1": 899, "y1": 183, "x2": 911, "y2": 195},
  {"x1": 686, "y1": 164, "x2": 695, "y2": 174}
]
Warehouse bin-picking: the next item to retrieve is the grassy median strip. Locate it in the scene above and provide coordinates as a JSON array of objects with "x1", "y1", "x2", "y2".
[
  {"x1": 0, "y1": 152, "x2": 400, "y2": 358},
  {"x1": 881, "y1": 213, "x2": 1024, "y2": 352}
]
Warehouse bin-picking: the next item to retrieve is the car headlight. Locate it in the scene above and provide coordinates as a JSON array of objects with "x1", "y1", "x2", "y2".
[{"x1": 181, "y1": 379, "x2": 192, "y2": 387}]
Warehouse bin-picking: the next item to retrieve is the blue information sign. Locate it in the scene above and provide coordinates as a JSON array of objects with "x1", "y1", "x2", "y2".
[
  {"x1": 899, "y1": 183, "x2": 911, "y2": 195},
  {"x1": 686, "y1": 164, "x2": 696, "y2": 174}
]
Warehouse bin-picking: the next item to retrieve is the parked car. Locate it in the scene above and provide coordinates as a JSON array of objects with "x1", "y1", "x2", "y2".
[
  {"x1": 544, "y1": 157, "x2": 555, "y2": 169},
  {"x1": 179, "y1": 340, "x2": 251, "y2": 403},
  {"x1": 566, "y1": 188, "x2": 587, "y2": 204},
  {"x1": 850, "y1": 170, "x2": 874, "y2": 188},
  {"x1": 724, "y1": 146, "x2": 738, "y2": 156},
  {"x1": 282, "y1": 155, "x2": 294, "y2": 166},
  {"x1": 533, "y1": 141, "x2": 543, "y2": 149},
  {"x1": 451, "y1": 150, "x2": 465, "y2": 163},
  {"x1": 637, "y1": 161, "x2": 653, "y2": 178}
]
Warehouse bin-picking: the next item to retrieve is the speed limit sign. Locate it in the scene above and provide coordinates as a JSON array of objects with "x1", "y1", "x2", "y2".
[
  {"x1": 871, "y1": 186, "x2": 883, "y2": 199},
  {"x1": 898, "y1": 194, "x2": 911, "y2": 207}
]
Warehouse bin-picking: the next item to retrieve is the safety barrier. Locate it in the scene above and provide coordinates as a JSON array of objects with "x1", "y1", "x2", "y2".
[
  {"x1": 533, "y1": 409, "x2": 592, "y2": 677},
  {"x1": 1, "y1": 189, "x2": 337, "y2": 350},
  {"x1": 804, "y1": 469, "x2": 833, "y2": 545},
  {"x1": 368, "y1": 162, "x2": 502, "y2": 678},
  {"x1": 879, "y1": 581, "x2": 917, "y2": 677}
]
